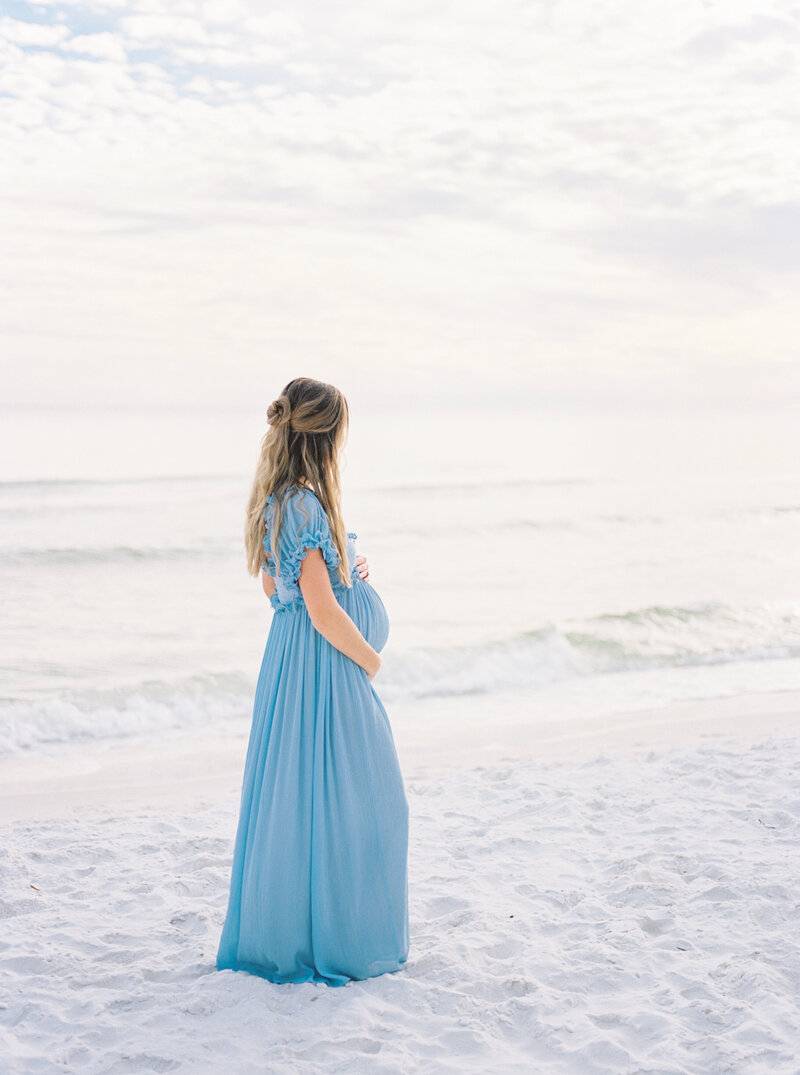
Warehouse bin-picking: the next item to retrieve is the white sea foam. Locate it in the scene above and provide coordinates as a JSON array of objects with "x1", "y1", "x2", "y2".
[{"x1": 3, "y1": 636, "x2": 800, "y2": 756}]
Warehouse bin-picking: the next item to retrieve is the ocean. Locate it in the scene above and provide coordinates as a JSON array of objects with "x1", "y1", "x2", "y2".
[{"x1": 1, "y1": 402, "x2": 798, "y2": 758}]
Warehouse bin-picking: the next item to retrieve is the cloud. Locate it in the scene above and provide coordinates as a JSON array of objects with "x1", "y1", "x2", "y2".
[
  {"x1": 682, "y1": 14, "x2": 799, "y2": 57},
  {"x1": 0, "y1": 16, "x2": 68, "y2": 47},
  {"x1": 118, "y1": 14, "x2": 211, "y2": 44},
  {"x1": 573, "y1": 202, "x2": 800, "y2": 274},
  {"x1": 0, "y1": 0, "x2": 799, "y2": 410},
  {"x1": 62, "y1": 32, "x2": 127, "y2": 62}
]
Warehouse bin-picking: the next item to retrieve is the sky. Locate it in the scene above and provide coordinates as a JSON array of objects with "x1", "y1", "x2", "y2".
[{"x1": 1, "y1": 0, "x2": 799, "y2": 413}]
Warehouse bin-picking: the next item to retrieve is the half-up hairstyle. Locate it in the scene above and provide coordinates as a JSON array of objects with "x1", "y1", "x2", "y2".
[{"x1": 244, "y1": 377, "x2": 351, "y2": 585}]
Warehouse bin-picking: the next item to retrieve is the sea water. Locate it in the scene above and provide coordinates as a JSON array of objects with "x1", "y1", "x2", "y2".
[{"x1": 1, "y1": 402, "x2": 798, "y2": 757}]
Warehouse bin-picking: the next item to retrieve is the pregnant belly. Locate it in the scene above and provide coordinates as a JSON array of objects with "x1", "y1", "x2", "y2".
[{"x1": 337, "y1": 577, "x2": 390, "y2": 653}]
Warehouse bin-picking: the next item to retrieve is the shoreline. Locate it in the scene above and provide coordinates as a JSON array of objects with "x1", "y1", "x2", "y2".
[{"x1": 1, "y1": 685, "x2": 798, "y2": 827}]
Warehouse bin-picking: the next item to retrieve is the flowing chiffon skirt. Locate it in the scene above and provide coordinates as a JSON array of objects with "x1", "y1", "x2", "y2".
[{"x1": 216, "y1": 576, "x2": 409, "y2": 986}]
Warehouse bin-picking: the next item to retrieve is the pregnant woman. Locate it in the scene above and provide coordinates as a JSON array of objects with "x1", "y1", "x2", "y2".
[{"x1": 216, "y1": 376, "x2": 409, "y2": 986}]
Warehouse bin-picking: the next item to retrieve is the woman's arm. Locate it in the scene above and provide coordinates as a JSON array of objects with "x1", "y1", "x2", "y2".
[{"x1": 298, "y1": 548, "x2": 381, "y2": 680}]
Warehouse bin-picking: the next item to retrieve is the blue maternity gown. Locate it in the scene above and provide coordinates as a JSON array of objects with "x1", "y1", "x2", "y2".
[{"x1": 216, "y1": 484, "x2": 409, "y2": 986}]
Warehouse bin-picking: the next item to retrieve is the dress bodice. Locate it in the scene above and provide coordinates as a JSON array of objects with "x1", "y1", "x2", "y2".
[{"x1": 262, "y1": 485, "x2": 360, "y2": 612}]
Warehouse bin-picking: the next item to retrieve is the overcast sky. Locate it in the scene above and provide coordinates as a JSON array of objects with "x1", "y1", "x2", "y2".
[{"x1": 1, "y1": 0, "x2": 798, "y2": 412}]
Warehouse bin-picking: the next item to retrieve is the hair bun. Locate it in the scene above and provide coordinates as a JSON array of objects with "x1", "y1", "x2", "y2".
[{"x1": 267, "y1": 396, "x2": 291, "y2": 427}]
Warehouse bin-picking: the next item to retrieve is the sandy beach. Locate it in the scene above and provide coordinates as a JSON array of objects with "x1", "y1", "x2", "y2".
[{"x1": 3, "y1": 689, "x2": 799, "y2": 1073}]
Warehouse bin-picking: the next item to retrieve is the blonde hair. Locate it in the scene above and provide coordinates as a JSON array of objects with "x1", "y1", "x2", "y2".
[{"x1": 244, "y1": 377, "x2": 351, "y2": 586}]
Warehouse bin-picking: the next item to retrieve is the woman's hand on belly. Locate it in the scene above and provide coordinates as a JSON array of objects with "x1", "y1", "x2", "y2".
[{"x1": 356, "y1": 554, "x2": 369, "y2": 582}]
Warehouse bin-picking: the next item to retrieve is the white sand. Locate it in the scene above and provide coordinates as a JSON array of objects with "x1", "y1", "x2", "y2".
[{"x1": 2, "y1": 690, "x2": 800, "y2": 1072}]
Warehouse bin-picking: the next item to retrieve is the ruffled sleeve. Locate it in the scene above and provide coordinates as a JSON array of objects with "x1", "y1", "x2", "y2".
[{"x1": 264, "y1": 488, "x2": 339, "y2": 592}]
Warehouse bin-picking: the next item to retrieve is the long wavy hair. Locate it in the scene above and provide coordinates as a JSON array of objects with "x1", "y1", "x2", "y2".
[{"x1": 244, "y1": 377, "x2": 351, "y2": 585}]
